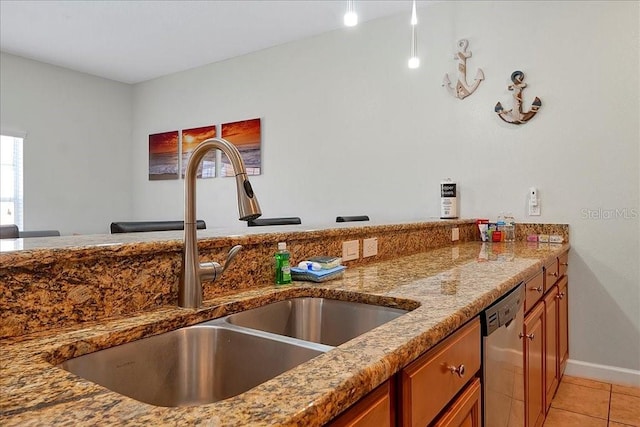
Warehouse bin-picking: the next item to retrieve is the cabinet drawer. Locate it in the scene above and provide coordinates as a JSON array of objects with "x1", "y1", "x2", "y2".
[
  {"x1": 545, "y1": 258, "x2": 559, "y2": 290},
  {"x1": 400, "y1": 318, "x2": 481, "y2": 427},
  {"x1": 328, "y1": 380, "x2": 394, "y2": 427},
  {"x1": 558, "y1": 252, "x2": 569, "y2": 278},
  {"x1": 524, "y1": 271, "x2": 544, "y2": 313}
]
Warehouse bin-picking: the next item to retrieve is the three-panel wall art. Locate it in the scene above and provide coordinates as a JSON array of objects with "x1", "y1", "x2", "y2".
[{"x1": 148, "y1": 118, "x2": 262, "y2": 181}]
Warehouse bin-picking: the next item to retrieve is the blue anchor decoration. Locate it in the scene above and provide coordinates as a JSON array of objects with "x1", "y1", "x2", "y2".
[
  {"x1": 495, "y1": 71, "x2": 542, "y2": 125},
  {"x1": 443, "y1": 39, "x2": 484, "y2": 100}
]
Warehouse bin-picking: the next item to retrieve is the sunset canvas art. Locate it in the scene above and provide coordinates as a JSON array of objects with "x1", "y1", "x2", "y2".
[
  {"x1": 181, "y1": 125, "x2": 217, "y2": 178},
  {"x1": 149, "y1": 131, "x2": 179, "y2": 180},
  {"x1": 221, "y1": 118, "x2": 262, "y2": 177}
]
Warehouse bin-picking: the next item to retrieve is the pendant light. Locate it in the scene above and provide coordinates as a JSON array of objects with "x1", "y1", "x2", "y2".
[
  {"x1": 344, "y1": 0, "x2": 358, "y2": 27},
  {"x1": 408, "y1": 0, "x2": 420, "y2": 69}
]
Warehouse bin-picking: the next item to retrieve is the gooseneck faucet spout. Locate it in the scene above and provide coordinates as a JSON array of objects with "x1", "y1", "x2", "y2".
[{"x1": 179, "y1": 138, "x2": 261, "y2": 308}]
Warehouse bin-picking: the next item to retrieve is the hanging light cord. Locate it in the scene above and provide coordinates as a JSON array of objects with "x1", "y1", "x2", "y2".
[{"x1": 408, "y1": 0, "x2": 420, "y2": 69}]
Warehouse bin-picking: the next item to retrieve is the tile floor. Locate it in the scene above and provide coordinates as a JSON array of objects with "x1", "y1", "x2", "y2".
[{"x1": 544, "y1": 375, "x2": 640, "y2": 426}]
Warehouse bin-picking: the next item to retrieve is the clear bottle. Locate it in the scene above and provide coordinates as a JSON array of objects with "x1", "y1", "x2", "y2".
[
  {"x1": 275, "y1": 242, "x2": 292, "y2": 285},
  {"x1": 504, "y1": 212, "x2": 516, "y2": 242},
  {"x1": 496, "y1": 212, "x2": 506, "y2": 242}
]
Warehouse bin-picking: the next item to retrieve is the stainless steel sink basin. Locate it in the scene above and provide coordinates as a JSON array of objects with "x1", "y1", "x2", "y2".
[
  {"x1": 58, "y1": 297, "x2": 411, "y2": 407},
  {"x1": 59, "y1": 324, "x2": 326, "y2": 407},
  {"x1": 226, "y1": 297, "x2": 408, "y2": 346}
]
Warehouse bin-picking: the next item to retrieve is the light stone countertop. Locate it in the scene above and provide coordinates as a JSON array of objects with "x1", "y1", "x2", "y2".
[{"x1": 0, "y1": 241, "x2": 569, "y2": 426}]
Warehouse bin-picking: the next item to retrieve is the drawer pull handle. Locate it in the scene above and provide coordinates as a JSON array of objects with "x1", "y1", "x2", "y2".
[
  {"x1": 561, "y1": 262, "x2": 568, "y2": 266},
  {"x1": 529, "y1": 286, "x2": 543, "y2": 293},
  {"x1": 447, "y1": 364, "x2": 466, "y2": 378},
  {"x1": 549, "y1": 272, "x2": 558, "y2": 277},
  {"x1": 519, "y1": 333, "x2": 535, "y2": 340}
]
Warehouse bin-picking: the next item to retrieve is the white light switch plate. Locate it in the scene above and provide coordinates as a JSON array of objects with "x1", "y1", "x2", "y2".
[{"x1": 342, "y1": 240, "x2": 359, "y2": 261}]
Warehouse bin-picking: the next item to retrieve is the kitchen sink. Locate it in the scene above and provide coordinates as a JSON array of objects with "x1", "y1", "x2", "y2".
[
  {"x1": 58, "y1": 297, "x2": 411, "y2": 407},
  {"x1": 59, "y1": 324, "x2": 327, "y2": 407},
  {"x1": 226, "y1": 297, "x2": 409, "y2": 346}
]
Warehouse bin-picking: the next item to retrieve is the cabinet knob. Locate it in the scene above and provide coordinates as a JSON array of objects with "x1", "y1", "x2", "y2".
[
  {"x1": 549, "y1": 272, "x2": 558, "y2": 277},
  {"x1": 519, "y1": 332, "x2": 535, "y2": 340},
  {"x1": 529, "y1": 286, "x2": 543, "y2": 293},
  {"x1": 447, "y1": 364, "x2": 466, "y2": 378},
  {"x1": 561, "y1": 262, "x2": 569, "y2": 266},
  {"x1": 559, "y1": 292, "x2": 565, "y2": 298}
]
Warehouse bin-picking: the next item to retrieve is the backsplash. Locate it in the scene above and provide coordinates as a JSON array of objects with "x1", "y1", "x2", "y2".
[
  {"x1": 516, "y1": 223, "x2": 569, "y2": 242},
  {"x1": 0, "y1": 221, "x2": 567, "y2": 339},
  {"x1": 0, "y1": 220, "x2": 476, "y2": 339}
]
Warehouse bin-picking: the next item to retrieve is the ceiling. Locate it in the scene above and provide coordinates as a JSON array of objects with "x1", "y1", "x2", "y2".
[{"x1": 0, "y1": 0, "x2": 414, "y2": 84}]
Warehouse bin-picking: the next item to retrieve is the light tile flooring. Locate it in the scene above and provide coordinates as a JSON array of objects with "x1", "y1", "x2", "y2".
[{"x1": 544, "y1": 376, "x2": 640, "y2": 426}]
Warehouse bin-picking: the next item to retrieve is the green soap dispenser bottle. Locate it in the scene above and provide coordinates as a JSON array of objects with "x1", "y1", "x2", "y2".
[{"x1": 275, "y1": 242, "x2": 292, "y2": 285}]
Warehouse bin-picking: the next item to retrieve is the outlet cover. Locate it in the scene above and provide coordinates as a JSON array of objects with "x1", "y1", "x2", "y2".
[
  {"x1": 451, "y1": 228, "x2": 460, "y2": 242},
  {"x1": 529, "y1": 203, "x2": 541, "y2": 216},
  {"x1": 342, "y1": 240, "x2": 359, "y2": 261},
  {"x1": 363, "y1": 238, "x2": 378, "y2": 258}
]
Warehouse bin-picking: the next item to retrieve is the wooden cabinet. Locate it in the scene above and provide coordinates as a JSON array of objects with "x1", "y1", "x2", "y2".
[
  {"x1": 524, "y1": 302, "x2": 545, "y2": 427},
  {"x1": 544, "y1": 258, "x2": 559, "y2": 292},
  {"x1": 544, "y1": 285, "x2": 559, "y2": 413},
  {"x1": 331, "y1": 318, "x2": 481, "y2": 427},
  {"x1": 328, "y1": 379, "x2": 395, "y2": 427},
  {"x1": 399, "y1": 318, "x2": 481, "y2": 427},
  {"x1": 432, "y1": 378, "x2": 481, "y2": 427},
  {"x1": 557, "y1": 275, "x2": 569, "y2": 375},
  {"x1": 558, "y1": 252, "x2": 569, "y2": 278},
  {"x1": 524, "y1": 271, "x2": 544, "y2": 313},
  {"x1": 521, "y1": 249, "x2": 569, "y2": 426}
]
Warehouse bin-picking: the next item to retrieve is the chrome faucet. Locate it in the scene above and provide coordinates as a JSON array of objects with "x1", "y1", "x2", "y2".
[{"x1": 179, "y1": 138, "x2": 261, "y2": 308}]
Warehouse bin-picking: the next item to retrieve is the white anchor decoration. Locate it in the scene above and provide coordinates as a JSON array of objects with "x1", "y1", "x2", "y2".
[
  {"x1": 495, "y1": 71, "x2": 542, "y2": 125},
  {"x1": 443, "y1": 39, "x2": 485, "y2": 100}
]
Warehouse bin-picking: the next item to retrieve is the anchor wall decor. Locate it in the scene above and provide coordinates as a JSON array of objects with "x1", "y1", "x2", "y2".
[
  {"x1": 495, "y1": 71, "x2": 542, "y2": 125},
  {"x1": 443, "y1": 39, "x2": 484, "y2": 100}
]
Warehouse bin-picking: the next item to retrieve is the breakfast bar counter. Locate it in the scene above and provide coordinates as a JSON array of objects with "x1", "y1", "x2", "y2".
[{"x1": 1, "y1": 238, "x2": 569, "y2": 426}]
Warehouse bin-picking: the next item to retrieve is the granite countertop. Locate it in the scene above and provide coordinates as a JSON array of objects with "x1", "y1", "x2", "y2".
[
  {"x1": 0, "y1": 218, "x2": 466, "y2": 253},
  {"x1": 0, "y1": 241, "x2": 569, "y2": 426}
]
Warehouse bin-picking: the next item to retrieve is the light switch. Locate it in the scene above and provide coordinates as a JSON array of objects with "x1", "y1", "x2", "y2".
[{"x1": 342, "y1": 240, "x2": 359, "y2": 261}]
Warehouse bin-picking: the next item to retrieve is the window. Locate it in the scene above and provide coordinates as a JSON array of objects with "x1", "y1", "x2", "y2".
[{"x1": 0, "y1": 134, "x2": 24, "y2": 229}]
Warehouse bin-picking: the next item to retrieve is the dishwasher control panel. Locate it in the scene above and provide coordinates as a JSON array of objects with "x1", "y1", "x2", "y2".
[{"x1": 481, "y1": 283, "x2": 524, "y2": 335}]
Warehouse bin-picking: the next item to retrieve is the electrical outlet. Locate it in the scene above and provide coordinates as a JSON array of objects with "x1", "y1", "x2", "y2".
[
  {"x1": 342, "y1": 240, "x2": 359, "y2": 261},
  {"x1": 528, "y1": 187, "x2": 541, "y2": 216},
  {"x1": 529, "y1": 202, "x2": 541, "y2": 216},
  {"x1": 451, "y1": 227, "x2": 460, "y2": 242},
  {"x1": 363, "y1": 238, "x2": 378, "y2": 257}
]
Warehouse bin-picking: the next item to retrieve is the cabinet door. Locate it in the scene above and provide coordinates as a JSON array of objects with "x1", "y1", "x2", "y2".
[
  {"x1": 544, "y1": 286, "x2": 559, "y2": 413},
  {"x1": 557, "y1": 276, "x2": 569, "y2": 376},
  {"x1": 328, "y1": 380, "x2": 394, "y2": 427},
  {"x1": 432, "y1": 378, "x2": 481, "y2": 427},
  {"x1": 524, "y1": 303, "x2": 545, "y2": 427}
]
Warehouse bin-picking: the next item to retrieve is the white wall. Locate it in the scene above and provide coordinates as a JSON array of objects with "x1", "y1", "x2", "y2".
[
  {"x1": 132, "y1": 1, "x2": 639, "y2": 377},
  {"x1": 0, "y1": 53, "x2": 133, "y2": 235}
]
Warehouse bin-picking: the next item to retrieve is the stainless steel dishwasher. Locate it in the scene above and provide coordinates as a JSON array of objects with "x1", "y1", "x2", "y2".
[{"x1": 481, "y1": 283, "x2": 525, "y2": 427}]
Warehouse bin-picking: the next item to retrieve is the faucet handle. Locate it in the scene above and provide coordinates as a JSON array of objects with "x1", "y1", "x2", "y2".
[
  {"x1": 199, "y1": 245, "x2": 243, "y2": 283},
  {"x1": 223, "y1": 245, "x2": 243, "y2": 273}
]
